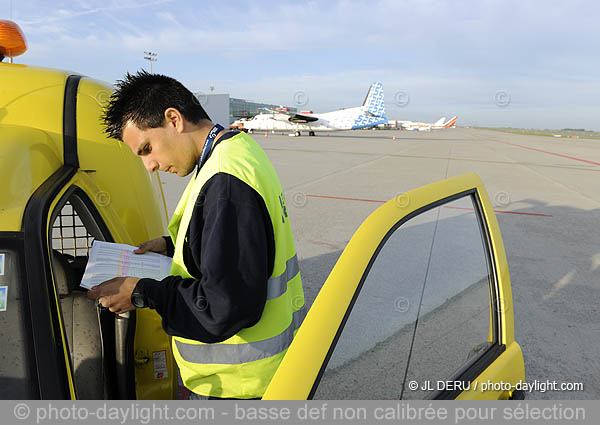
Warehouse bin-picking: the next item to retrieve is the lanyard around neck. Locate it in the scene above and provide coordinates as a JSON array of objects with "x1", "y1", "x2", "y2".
[{"x1": 197, "y1": 123, "x2": 224, "y2": 172}]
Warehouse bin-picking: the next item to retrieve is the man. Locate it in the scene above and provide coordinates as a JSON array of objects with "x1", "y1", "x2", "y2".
[{"x1": 87, "y1": 71, "x2": 305, "y2": 399}]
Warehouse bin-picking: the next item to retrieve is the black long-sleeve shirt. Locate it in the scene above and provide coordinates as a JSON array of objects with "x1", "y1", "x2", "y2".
[{"x1": 138, "y1": 141, "x2": 275, "y2": 343}]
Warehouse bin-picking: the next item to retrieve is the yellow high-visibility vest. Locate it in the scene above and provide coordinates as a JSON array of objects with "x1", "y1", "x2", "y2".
[{"x1": 168, "y1": 131, "x2": 305, "y2": 399}]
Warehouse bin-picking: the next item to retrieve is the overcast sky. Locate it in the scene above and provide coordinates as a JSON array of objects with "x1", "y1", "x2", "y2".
[{"x1": 7, "y1": 0, "x2": 600, "y2": 129}]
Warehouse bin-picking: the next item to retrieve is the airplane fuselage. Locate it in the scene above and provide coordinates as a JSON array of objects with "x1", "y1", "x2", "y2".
[
  {"x1": 234, "y1": 107, "x2": 382, "y2": 133},
  {"x1": 230, "y1": 82, "x2": 387, "y2": 135}
]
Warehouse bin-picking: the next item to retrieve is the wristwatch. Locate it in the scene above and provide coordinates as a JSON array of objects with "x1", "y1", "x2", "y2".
[{"x1": 131, "y1": 280, "x2": 148, "y2": 308}]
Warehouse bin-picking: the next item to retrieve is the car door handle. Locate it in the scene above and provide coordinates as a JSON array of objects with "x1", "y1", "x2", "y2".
[{"x1": 134, "y1": 349, "x2": 150, "y2": 365}]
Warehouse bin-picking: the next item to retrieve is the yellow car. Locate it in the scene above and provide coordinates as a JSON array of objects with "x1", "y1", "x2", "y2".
[
  {"x1": 0, "y1": 21, "x2": 524, "y2": 400},
  {"x1": 1, "y1": 21, "x2": 175, "y2": 399}
]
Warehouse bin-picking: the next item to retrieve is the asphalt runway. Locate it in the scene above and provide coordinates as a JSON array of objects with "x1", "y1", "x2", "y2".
[{"x1": 159, "y1": 128, "x2": 600, "y2": 400}]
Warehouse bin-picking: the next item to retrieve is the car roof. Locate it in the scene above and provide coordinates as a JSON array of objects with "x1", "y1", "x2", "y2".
[
  {"x1": 1, "y1": 64, "x2": 73, "y2": 230},
  {"x1": 0, "y1": 63, "x2": 120, "y2": 232}
]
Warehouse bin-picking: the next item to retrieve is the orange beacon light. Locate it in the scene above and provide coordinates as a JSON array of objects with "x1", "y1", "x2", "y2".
[{"x1": 0, "y1": 20, "x2": 27, "y2": 61}]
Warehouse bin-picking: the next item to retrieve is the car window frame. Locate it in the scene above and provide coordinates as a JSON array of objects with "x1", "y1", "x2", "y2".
[
  {"x1": 263, "y1": 173, "x2": 513, "y2": 400},
  {"x1": 313, "y1": 190, "x2": 504, "y2": 400},
  {"x1": 17, "y1": 74, "x2": 83, "y2": 399}
]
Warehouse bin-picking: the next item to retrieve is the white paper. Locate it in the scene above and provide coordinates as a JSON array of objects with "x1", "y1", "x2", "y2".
[{"x1": 80, "y1": 241, "x2": 172, "y2": 290}]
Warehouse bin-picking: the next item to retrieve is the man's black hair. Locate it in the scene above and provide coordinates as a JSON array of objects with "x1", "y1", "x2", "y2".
[{"x1": 102, "y1": 70, "x2": 210, "y2": 140}]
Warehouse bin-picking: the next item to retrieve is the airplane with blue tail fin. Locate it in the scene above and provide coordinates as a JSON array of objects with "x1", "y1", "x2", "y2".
[{"x1": 230, "y1": 83, "x2": 387, "y2": 136}]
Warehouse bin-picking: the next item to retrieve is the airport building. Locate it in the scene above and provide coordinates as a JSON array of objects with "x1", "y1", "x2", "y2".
[{"x1": 195, "y1": 92, "x2": 297, "y2": 127}]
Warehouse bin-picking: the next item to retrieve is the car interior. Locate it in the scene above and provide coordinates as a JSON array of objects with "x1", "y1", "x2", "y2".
[{"x1": 49, "y1": 189, "x2": 136, "y2": 399}]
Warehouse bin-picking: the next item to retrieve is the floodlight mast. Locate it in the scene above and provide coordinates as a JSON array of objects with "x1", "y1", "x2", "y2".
[{"x1": 143, "y1": 51, "x2": 157, "y2": 73}]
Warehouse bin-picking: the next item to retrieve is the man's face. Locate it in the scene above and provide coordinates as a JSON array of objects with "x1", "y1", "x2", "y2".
[{"x1": 122, "y1": 120, "x2": 197, "y2": 177}]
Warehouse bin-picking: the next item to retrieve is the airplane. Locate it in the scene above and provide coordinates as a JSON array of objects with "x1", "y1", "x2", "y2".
[
  {"x1": 399, "y1": 116, "x2": 458, "y2": 131},
  {"x1": 230, "y1": 82, "x2": 387, "y2": 136}
]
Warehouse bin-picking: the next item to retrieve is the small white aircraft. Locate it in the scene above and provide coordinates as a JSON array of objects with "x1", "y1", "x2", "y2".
[
  {"x1": 399, "y1": 116, "x2": 458, "y2": 131},
  {"x1": 230, "y1": 83, "x2": 387, "y2": 136}
]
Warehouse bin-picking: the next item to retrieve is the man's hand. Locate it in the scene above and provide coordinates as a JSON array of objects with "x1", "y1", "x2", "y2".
[
  {"x1": 134, "y1": 237, "x2": 168, "y2": 255},
  {"x1": 87, "y1": 276, "x2": 140, "y2": 314}
]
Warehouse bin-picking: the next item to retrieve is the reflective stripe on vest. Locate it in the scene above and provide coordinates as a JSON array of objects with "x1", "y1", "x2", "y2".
[
  {"x1": 266, "y1": 254, "x2": 299, "y2": 300},
  {"x1": 175, "y1": 306, "x2": 307, "y2": 365}
]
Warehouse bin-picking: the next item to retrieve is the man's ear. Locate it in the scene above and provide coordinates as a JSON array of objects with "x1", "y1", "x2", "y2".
[{"x1": 164, "y1": 108, "x2": 184, "y2": 132}]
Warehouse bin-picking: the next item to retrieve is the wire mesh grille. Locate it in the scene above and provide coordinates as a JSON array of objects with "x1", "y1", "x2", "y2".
[{"x1": 51, "y1": 201, "x2": 93, "y2": 256}]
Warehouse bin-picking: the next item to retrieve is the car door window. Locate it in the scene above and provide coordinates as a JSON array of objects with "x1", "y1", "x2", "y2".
[
  {"x1": 313, "y1": 193, "x2": 496, "y2": 400},
  {"x1": 0, "y1": 237, "x2": 36, "y2": 399},
  {"x1": 401, "y1": 194, "x2": 494, "y2": 399}
]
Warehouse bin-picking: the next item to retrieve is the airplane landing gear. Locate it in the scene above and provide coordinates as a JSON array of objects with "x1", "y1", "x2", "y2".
[
  {"x1": 309, "y1": 131, "x2": 315, "y2": 136},
  {"x1": 295, "y1": 131, "x2": 301, "y2": 137}
]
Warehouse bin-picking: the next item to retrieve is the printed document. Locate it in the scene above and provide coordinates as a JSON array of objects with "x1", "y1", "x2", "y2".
[{"x1": 81, "y1": 240, "x2": 172, "y2": 289}]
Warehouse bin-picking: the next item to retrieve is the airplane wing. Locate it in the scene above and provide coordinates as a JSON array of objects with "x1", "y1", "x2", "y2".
[{"x1": 262, "y1": 108, "x2": 319, "y2": 123}]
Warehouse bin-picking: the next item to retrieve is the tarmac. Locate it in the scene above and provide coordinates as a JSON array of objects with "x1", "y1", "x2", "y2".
[{"x1": 159, "y1": 128, "x2": 600, "y2": 400}]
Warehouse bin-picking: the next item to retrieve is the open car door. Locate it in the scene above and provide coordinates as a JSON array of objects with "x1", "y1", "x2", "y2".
[{"x1": 263, "y1": 173, "x2": 525, "y2": 400}]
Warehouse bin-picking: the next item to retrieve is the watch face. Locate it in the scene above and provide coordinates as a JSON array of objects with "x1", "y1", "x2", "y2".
[{"x1": 132, "y1": 292, "x2": 146, "y2": 308}]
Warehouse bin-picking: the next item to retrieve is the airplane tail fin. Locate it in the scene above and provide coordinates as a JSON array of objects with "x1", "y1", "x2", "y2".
[
  {"x1": 362, "y1": 82, "x2": 386, "y2": 118},
  {"x1": 444, "y1": 116, "x2": 458, "y2": 128},
  {"x1": 433, "y1": 117, "x2": 446, "y2": 127},
  {"x1": 350, "y1": 82, "x2": 387, "y2": 129}
]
